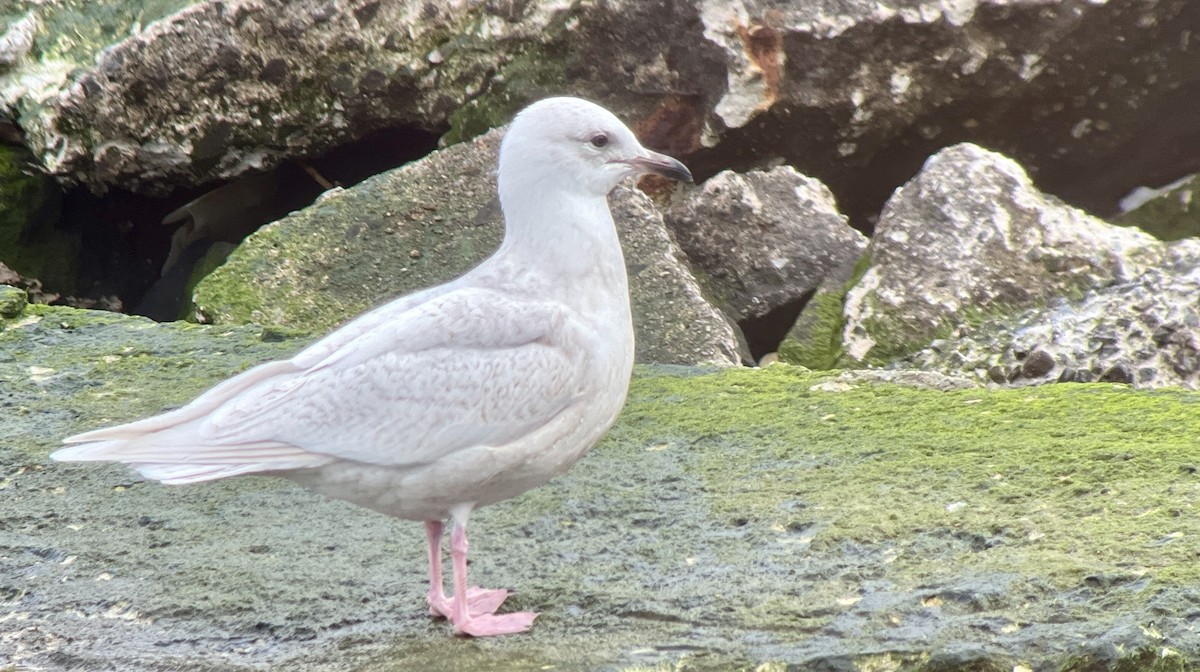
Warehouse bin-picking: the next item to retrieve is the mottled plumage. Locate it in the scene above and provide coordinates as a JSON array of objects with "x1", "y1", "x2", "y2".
[{"x1": 53, "y1": 97, "x2": 692, "y2": 636}]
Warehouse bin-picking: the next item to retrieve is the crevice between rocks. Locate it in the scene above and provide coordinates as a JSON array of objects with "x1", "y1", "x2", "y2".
[
  {"x1": 39, "y1": 125, "x2": 444, "y2": 321},
  {"x1": 739, "y1": 291, "x2": 814, "y2": 364}
]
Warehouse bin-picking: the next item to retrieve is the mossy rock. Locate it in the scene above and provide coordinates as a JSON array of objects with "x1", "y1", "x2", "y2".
[
  {"x1": 1114, "y1": 175, "x2": 1199, "y2": 242},
  {"x1": 0, "y1": 144, "x2": 74, "y2": 293},
  {"x1": 3, "y1": 304, "x2": 1200, "y2": 670}
]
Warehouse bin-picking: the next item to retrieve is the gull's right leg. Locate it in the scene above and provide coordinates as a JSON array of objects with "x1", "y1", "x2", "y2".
[{"x1": 424, "y1": 519, "x2": 508, "y2": 620}]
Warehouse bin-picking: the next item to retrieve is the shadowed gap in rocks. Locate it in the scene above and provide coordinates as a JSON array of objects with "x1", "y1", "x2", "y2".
[
  {"x1": 740, "y1": 290, "x2": 814, "y2": 363},
  {"x1": 58, "y1": 125, "x2": 443, "y2": 320}
]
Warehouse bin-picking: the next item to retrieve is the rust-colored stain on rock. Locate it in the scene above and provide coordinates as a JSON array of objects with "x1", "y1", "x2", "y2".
[
  {"x1": 736, "y1": 19, "x2": 783, "y2": 110},
  {"x1": 634, "y1": 95, "x2": 705, "y2": 158}
]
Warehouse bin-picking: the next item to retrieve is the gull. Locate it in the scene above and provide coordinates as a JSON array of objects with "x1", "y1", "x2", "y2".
[{"x1": 52, "y1": 97, "x2": 693, "y2": 637}]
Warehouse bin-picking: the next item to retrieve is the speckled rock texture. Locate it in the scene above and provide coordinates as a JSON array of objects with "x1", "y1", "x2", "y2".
[
  {"x1": 663, "y1": 166, "x2": 867, "y2": 322},
  {"x1": 1, "y1": 0, "x2": 1194, "y2": 226},
  {"x1": 841, "y1": 143, "x2": 1170, "y2": 365},
  {"x1": 6, "y1": 300, "x2": 1200, "y2": 671},
  {"x1": 906, "y1": 261, "x2": 1200, "y2": 389},
  {"x1": 193, "y1": 129, "x2": 744, "y2": 367}
]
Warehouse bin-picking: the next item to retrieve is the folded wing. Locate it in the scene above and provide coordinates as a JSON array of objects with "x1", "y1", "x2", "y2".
[{"x1": 55, "y1": 287, "x2": 589, "y2": 483}]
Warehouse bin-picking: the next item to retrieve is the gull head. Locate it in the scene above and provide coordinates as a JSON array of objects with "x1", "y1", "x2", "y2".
[{"x1": 499, "y1": 97, "x2": 693, "y2": 198}]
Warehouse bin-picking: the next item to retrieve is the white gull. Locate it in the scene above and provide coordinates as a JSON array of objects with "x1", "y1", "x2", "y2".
[{"x1": 52, "y1": 96, "x2": 693, "y2": 637}]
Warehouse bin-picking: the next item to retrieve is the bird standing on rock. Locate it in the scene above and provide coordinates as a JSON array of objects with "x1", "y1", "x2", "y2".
[{"x1": 52, "y1": 97, "x2": 693, "y2": 637}]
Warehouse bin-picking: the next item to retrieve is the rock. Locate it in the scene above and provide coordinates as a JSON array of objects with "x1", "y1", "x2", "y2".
[
  {"x1": 0, "y1": 283, "x2": 26, "y2": 317},
  {"x1": 842, "y1": 143, "x2": 1165, "y2": 365},
  {"x1": 3, "y1": 0, "x2": 1193, "y2": 226},
  {"x1": 0, "y1": 11, "x2": 36, "y2": 68},
  {"x1": 663, "y1": 166, "x2": 867, "y2": 322},
  {"x1": 0, "y1": 261, "x2": 58, "y2": 305},
  {"x1": 194, "y1": 129, "x2": 743, "y2": 367},
  {"x1": 687, "y1": 0, "x2": 1200, "y2": 223},
  {"x1": 5, "y1": 306, "x2": 1200, "y2": 669},
  {"x1": 0, "y1": 144, "x2": 72, "y2": 294},
  {"x1": 1115, "y1": 173, "x2": 1199, "y2": 242},
  {"x1": 905, "y1": 260, "x2": 1200, "y2": 389}
]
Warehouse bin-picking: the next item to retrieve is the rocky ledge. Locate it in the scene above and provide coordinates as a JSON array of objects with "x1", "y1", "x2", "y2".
[{"x1": 3, "y1": 296, "x2": 1199, "y2": 671}]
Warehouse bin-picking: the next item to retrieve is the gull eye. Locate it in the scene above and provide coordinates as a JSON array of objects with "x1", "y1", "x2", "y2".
[{"x1": 590, "y1": 133, "x2": 609, "y2": 148}]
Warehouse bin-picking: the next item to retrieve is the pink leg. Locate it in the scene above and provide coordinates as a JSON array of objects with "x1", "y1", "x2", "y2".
[
  {"x1": 424, "y1": 520, "x2": 508, "y2": 620},
  {"x1": 448, "y1": 521, "x2": 537, "y2": 637}
]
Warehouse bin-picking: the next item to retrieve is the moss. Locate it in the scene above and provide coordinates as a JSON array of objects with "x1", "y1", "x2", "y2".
[
  {"x1": 441, "y1": 36, "x2": 572, "y2": 146},
  {"x1": 12, "y1": 0, "x2": 193, "y2": 64},
  {"x1": 180, "y1": 241, "x2": 236, "y2": 322},
  {"x1": 620, "y1": 365, "x2": 1200, "y2": 596},
  {"x1": 1113, "y1": 175, "x2": 1199, "y2": 242},
  {"x1": 0, "y1": 144, "x2": 75, "y2": 292},
  {"x1": 0, "y1": 283, "x2": 27, "y2": 318},
  {"x1": 191, "y1": 207, "x2": 366, "y2": 329},
  {"x1": 1062, "y1": 647, "x2": 1191, "y2": 672},
  {"x1": 778, "y1": 252, "x2": 870, "y2": 369}
]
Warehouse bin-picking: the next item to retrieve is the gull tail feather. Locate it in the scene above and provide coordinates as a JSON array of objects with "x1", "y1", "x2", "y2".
[
  {"x1": 53, "y1": 432, "x2": 332, "y2": 485},
  {"x1": 62, "y1": 360, "x2": 300, "y2": 445}
]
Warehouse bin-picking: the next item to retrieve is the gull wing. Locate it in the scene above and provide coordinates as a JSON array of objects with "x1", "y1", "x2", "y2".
[{"x1": 56, "y1": 287, "x2": 590, "y2": 478}]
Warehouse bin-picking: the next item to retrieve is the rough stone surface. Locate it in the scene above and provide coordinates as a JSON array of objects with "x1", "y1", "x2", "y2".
[
  {"x1": 842, "y1": 143, "x2": 1166, "y2": 365},
  {"x1": 194, "y1": 129, "x2": 743, "y2": 367},
  {"x1": 687, "y1": 0, "x2": 1200, "y2": 223},
  {"x1": 3, "y1": 0, "x2": 1195, "y2": 225},
  {"x1": 663, "y1": 166, "x2": 867, "y2": 323},
  {"x1": 7, "y1": 305, "x2": 1200, "y2": 670},
  {"x1": 905, "y1": 254, "x2": 1200, "y2": 389},
  {"x1": 0, "y1": 281, "x2": 26, "y2": 317}
]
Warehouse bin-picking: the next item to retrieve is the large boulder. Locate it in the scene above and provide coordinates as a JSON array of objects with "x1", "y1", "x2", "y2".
[
  {"x1": 193, "y1": 129, "x2": 744, "y2": 367},
  {"x1": 841, "y1": 143, "x2": 1166, "y2": 365},
  {"x1": 5, "y1": 299, "x2": 1200, "y2": 670},
  {"x1": 2, "y1": 0, "x2": 1194, "y2": 227},
  {"x1": 663, "y1": 166, "x2": 867, "y2": 323}
]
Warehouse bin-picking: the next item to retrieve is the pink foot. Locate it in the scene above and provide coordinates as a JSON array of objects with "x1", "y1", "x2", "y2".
[
  {"x1": 428, "y1": 586, "x2": 509, "y2": 619},
  {"x1": 452, "y1": 610, "x2": 538, "y2": 637}
]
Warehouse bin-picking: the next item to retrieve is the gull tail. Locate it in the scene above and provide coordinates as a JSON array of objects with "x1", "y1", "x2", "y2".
[
  {"x1": 52, "y1": 360, "x2": 332, "y2": 485},
  {"x1": 52, "y1": 435, "x2": 331, "y2": 485}
]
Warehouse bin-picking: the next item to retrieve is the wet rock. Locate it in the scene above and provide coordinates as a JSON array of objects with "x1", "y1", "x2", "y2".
[
  {"x1": 5, "y1": 309, "x2": 1200, "y2": 670},
  {"x1": 906, "y1": 264, "x2": 1200, "y2": 389},
  {"x1": 843, "y1": 143, "x2": 1165, "y2": 364},
  {"x1": 194, "y1": 129, "x2": 742, "y2": 367},
  {"x1": 662, "y1": 166, "x2": 867, "y2": 322}
]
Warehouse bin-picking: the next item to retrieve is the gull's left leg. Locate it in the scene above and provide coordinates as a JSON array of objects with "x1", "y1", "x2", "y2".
[
  {"x1": 446, "y1": 513, "x2": 537, "y2": 636},
  {"x1": 424, "y1": 519, "x2": 508, "y2": 620}
]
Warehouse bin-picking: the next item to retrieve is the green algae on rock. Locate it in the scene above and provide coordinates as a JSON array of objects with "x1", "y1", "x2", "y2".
[
  {"x1": 3, "y1": 304, "x2": 1200, "y2": 670},
  {"x1": 0, "y1": 282, "x2": 26, "y2": 317},
  {"x1": 193, "y1": 130, "x2": 742, "y2": 367}
]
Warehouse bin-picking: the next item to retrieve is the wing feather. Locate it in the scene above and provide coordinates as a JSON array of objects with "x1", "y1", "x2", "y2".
[{"x1": 54, "y1": 285, "x2": 590, "y2": 480}]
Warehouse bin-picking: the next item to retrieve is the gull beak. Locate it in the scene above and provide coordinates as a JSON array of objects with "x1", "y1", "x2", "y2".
[{"x1": 620, "y1": 150, "x2": 693, "y2": 183}]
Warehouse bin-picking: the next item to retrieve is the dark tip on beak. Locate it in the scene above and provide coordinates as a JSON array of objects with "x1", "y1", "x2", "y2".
[{"x1": 623, "y1": 151, "x2": 694, "y2": 183}]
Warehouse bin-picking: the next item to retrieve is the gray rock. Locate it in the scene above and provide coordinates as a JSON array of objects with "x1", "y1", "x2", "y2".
[
  {"x1": 663, "y1": 166, "x2": 867, "y2": 322},
  {"x1": 3, "y1": 0, "x2": 1194, "y2": 224},
  {"x1": 194, "y1": 128, "x2": 742, "y2": 367},
  {"x1": 690, "y1": 0, "x2": 1199, "y2": 221},
  {"x1": 843, "y1": 143, "x2": 1165, "y2": 364},
  {"x1": 906, "y1": 260, "x2": 1200, "y2": 389}
]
